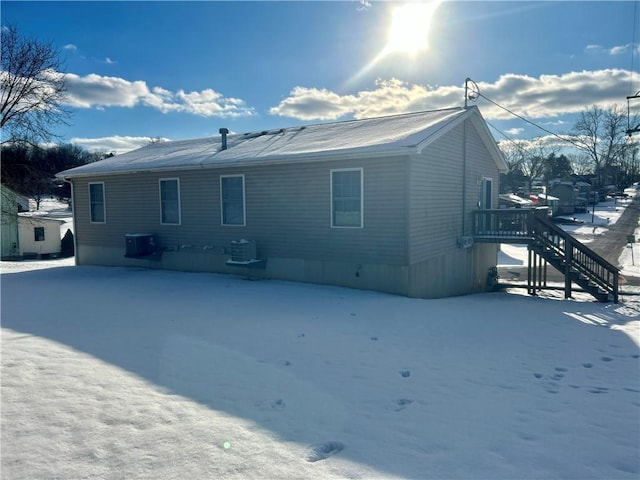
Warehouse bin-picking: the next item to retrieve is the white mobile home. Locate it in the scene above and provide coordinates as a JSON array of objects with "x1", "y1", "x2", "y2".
[{"x1": 58, "y1": 107, "x2": 507, "y2": 298}]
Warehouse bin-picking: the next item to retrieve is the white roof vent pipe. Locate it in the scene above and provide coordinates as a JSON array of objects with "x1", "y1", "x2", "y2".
[{"x1": 219, "y1": 128, "x2": 229, "y2": 150}]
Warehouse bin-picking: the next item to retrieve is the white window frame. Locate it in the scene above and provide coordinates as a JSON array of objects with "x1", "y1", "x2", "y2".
[
  {"x1": 220, "y1": 174, "x2": 246, "y2": 226},
  {"x1": 330, "y1": 168, "x2": 363, "y2": 229},
  {"x1": 481, "y1": 177, "x2": 493, "y2": 210},
  {"x1": 88, "y1": 182, "x2": 106, "y2": 224},
  {"x1": 159, "y1": 178, "x2": 181, "y2": 225}
]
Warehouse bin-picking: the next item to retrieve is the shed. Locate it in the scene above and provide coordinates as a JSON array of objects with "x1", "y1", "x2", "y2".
[
  {"x1": 1, "y1": 185, "x2": 20, "y2": 259},
  {"x1": 17, "y1": 214, "x2": 65, "y2": 258},
  {"x1": 58, "y1": 106, "x2": 507, "y2": 299},
  {"x1": 549, "y1": 182, "x2": 583, "y2": 215}
]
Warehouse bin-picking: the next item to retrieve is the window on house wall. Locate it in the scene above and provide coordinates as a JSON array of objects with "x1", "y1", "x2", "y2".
[
  {"x1": 89, "y1": 182, "x2": 105, "y2": 223},
  {"x1": 220, "y1": 175, "x2": 245, "y2": 226},
  {"x1": 331, "y1": 168, "x2": 363, "y2": 228},
  {"x1": 34, "y1": 226, "x2": 45, "y2": 242},
  {"x1": 160, "y1": 178, "x2": 181, "y2": 225}
]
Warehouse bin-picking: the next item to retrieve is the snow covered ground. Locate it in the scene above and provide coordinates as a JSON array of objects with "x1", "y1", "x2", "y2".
[{"x1": 2, "y1": 196, "x2": 639, "y2": 479}]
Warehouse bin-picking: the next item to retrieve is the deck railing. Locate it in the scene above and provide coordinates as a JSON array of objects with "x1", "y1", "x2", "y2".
[
  {"x1": 472, "y1": 208, "x2": 547, "y2": 242},
  {"x1": 472, "y1": 207, "x2": 619, "y2": 302},
  {"x1": 530, "y1": 213, "x2": 619, "y2": 302}
]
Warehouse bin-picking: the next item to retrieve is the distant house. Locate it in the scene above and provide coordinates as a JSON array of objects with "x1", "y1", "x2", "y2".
[
  {"x1": 17, "y1": 214, "x2": 65, "y2": 258},
  {"x1": 549, "y1": 182, "x2": 586, "y2": 215},
  {"x1": 1, "y1": 185, "x2": 20, "y2": 259},
  {"x1": 58, "y1": 106, "x2": 507, "y2": 299}
]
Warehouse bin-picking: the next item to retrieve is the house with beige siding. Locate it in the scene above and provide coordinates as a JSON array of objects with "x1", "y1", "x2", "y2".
[{"x1": 57, "y1": 106, "x2": 507, "y2": 298}]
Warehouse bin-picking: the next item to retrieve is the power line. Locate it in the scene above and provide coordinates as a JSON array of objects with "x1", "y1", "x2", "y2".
[
  {"x1": 475, "y1": 92, "x2": 585, "y2": 150},
  {"x1": 631, "y1": 0, "x2": 638, "y2": 97}
]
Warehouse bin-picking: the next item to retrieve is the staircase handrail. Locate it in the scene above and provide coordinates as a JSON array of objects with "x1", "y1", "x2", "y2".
[{"x1": 532, "y1": 213, "x2": 619, "y2": 300}]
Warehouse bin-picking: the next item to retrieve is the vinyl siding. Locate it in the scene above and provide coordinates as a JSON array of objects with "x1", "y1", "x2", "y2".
[
  {"x1": 408, "y1": 122, "x2": 463, "y2": 263},
  {"x1": 71, "y1": 156, "x2": 408, "y2": 266},
  {"x1": 408, "y1": 119, "x2": 500, "y2": 264}
]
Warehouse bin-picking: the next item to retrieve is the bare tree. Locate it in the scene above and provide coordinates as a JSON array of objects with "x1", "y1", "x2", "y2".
[
  {"x1": 0, "y1": 25, "x2": 69, "y2": 145},
  {"x1": 569, "y1": 153, "x2": 593, "y2": 176},
  {"x1": 497, "y1": 140, "x2": 526, "y2": 193},
  {"x1": 571, "y1": 105, "x2": 629, "y2": 187}
]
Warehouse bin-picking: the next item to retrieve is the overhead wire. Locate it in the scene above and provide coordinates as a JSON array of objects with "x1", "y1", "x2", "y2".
[
  {"x1": 630, "y1": 0, "x2": 638, "y2": 96},
  {"x1": 474, "y1": 91, "x2": 586, "y2": 150},
  {"x1": 627, "y1": 0, "x2": 640, "y2": 134}
]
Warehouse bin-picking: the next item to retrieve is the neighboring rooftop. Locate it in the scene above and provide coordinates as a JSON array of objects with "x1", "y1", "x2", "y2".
[{"x1": 59, "y1": 106, "x2": 503, "y2": 178}]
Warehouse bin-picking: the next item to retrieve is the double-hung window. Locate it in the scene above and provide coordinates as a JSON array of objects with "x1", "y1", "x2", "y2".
[
  {"x1": 160, "y1": 178, "x2": 181, "y2": 225},
  {"x1": 220, "y1": 175, "x2": 245, "y2": 226},
  {"x1": 89, "y1": 182, "x2": 106, "y2": 223},
  {"x1": 331, "y1": 168, "x2": 363, "y2": 228}
]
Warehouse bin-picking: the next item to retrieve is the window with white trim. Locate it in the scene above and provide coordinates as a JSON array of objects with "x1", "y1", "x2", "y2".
[
  {"x1": 89, "y1": 182, "x2": 105, "y2": 223},
  {"x1": 160, "y1": 178, "x2": 181, "y2": 225},
  {"x1": 220, "y1": 175, "x2": 245, "y2": 226},
  {"x1": 481, "y1": 177, "x2": 493, "y2": 209},
  {"x1": 331, "y1": 168, "x2": 363, "y2": 228}
]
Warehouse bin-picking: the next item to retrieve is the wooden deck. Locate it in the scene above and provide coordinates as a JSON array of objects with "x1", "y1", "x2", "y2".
[{"x1": 472, "y1": 208, "x2": 619, "y2": 302}]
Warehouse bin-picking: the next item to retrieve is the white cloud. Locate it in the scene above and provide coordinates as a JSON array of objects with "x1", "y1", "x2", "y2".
[
  {"x1": 270, "y1": 78, "x2": 460, "y2": 120},
  {"x1": 270, "y1": 69, "x2": 634, "y2": 122},
  {"x1": 69, "y1": 135, "x2": 166, "y2": 154},
  {"x1": 505, "y1": 128, "x2": 524, "y2": 135},
  {"x1": 585, "y1": 44, "x2": 604, "y2": 54},
  {"x1": 585, "y1": 43, "x2": 640, "y2": 56},
  {"x1": 63, "y1": 44, "x2": 78, "y2": 52},
  {"x1": 62, "y1": 72, "x2": 255, "y2": 118},
  {"x1": 498, "y1": 134, "x2": 585, "y2": 154}
]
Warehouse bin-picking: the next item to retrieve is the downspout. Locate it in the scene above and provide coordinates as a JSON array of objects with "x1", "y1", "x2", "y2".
[
  {"x1": 462, "y1": 117, "x2": 467, "y2": 236},
  {"x1": 65, "y1": 179, "x2": 79, "y2": 266}
]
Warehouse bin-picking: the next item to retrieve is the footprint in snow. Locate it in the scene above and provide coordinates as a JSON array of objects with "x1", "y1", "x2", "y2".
[
  {"x1": 306, "y1": 441, "x2": 345, "y2": 462},
  {"x1": 588, "y1": 387, "x2": 609, "y2": 394},
  {"x1": 392, "y1": 399, "x2": 413, "y2": 412}
]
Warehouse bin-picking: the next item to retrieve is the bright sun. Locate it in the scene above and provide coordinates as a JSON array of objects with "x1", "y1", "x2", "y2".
[{"x1": 387, "y1": 1, "x2": 441, "y2": 55}]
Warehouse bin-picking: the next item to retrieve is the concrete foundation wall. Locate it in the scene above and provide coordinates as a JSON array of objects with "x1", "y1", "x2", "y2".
[
  {"x1": 77, "y1": 246, "x2": 410, "y2": 297},
  {"x1": 407, "y1": 242, "x2": 498, "y2": 298}
]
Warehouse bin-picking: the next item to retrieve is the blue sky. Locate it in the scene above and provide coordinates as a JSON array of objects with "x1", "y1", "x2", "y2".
[{"x1": 2, "y1": 1, "x2": 639, "y2": 153}]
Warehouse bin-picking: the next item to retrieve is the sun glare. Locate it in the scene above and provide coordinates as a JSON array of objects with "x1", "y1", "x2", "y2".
[
  {"x1": 343, "y1": 1, "x2": 443, "y2": 89},
  {"x1": 387, "y1": 1, "x2": 441, "y2": 55}
]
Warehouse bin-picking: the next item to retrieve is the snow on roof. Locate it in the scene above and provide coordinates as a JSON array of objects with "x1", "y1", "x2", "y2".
[
  {"x1": 59, "y1": 107, "x2": 488, "y2": 178},
  {"x1": 499, "y1": 193, "x2": 534, "y2": 206},
  {"x1": 18, "y1": 213, "x2": 66, "y2": 224}
]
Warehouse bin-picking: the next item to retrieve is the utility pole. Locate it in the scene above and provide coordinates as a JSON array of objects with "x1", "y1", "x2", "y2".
[{"x1": 627, "y1": 92, "x2": 640, "y2": 136}]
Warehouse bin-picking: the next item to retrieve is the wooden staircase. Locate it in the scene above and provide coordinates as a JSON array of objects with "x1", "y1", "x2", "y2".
[{"x1": 473, "y1": 208, "x2": 619, "y2": 302}]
